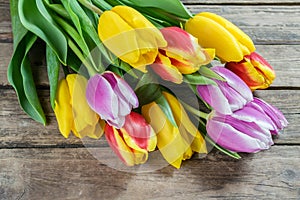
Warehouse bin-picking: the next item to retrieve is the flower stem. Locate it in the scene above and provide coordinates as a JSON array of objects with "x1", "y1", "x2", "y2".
[
  {"x1": 78, "y1": 0, "x2": 103, "y2": 15},
  {"x1": 68, "y1": 38, "x2": 97, "y2": 76},
  {"x1": 181, "y1": 101, "x2": 209, "y2": 119}
]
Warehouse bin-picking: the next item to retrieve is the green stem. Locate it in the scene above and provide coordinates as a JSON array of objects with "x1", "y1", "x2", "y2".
[
  {"x1": 68, "y1": 39, "x2": 97, "y2": 76},
  {"x1": 181, "y1": 101, "x2": 209, "y2": 120},
  {"x1": 78, "y1": 0, "x2": 103, "y2": 15}
]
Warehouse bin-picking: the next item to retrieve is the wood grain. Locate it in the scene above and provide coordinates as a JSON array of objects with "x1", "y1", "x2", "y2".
[
  {"x1": 1, "y1": 2, "x2": 300, "y2": 44},
  {"x1": 0, "y1": 146, "x2": 299, "y2": 200}
]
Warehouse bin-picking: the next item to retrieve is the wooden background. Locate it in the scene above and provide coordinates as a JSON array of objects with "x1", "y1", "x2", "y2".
[{"x1": 1, "y1": 0, "x2": 300, "y2": 199}]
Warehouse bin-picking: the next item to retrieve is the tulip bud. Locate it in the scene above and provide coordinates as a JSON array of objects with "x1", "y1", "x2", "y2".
[
  {"x1": 185, "y1": 12, "x2": 255, "y2": 62},
  {"x1": 225, "y1": 52, "x2": 276, "y2": 90},
  {"x1": 54, "y1": 74, "x2": 104, "y2": 139},
  {"x1": 104, "y1": 112, "x2": 157, "y2": 166},
  {"x1": 197, "y1": 67, "x2": 253, "y2": 114},
  {"x1": 207, "y1": 111, "x2": 274, "y2": 153},
  {"x1": 142, "y1": 92, "x2": 206, "y2": 169},
  {"x1": 250, "y1": 98, "x2": 288, "y2": 135},
  {"x1": 98, "y1": 6, "x2": 167, "y2": 72},
  {"x1": 150, "y1": 27, "x2": 214, "y2": 83},
  {"x1": 86, "y1": 71, "x2": 139, "y2": 129}
]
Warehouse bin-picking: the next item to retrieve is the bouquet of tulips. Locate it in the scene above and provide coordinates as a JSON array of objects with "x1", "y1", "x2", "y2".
[{"x1": 8, "y1": 0, "x2": 288, "y2": 168}]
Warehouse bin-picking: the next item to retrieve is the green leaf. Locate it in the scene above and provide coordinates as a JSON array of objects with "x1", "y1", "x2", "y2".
[
  {"x1": 51, "y1": 14, "x2": 90, "y2": 57},
  {"x1": 155, "y1": 95, "x2": 177, "y2": 127},
  {"x1": 7, "y1": 33, "x2": 46, "y2": 124},
  {"x1": 46, "y1": 45, "x2": 60, "y2": 110},
  {"x1": 18, "y1": 0, "x2": 68, "y2": 64},
  {"x1": 91, "y1": 0, "x2": 113, "y2": 10},
  {"x1": 121, "y1": 0, "x2": 192, "y2": 19},
  {"x1": 199, "y1": 66, "x2": 225, "y2": 81},
  {"x1": 45, "y1": 3, "x2": 71, "y2": 20},
  {"x1": 135, "y1": 83, "x2": 162, "y2": 106},
  {"x1": 10, "y1": 0, "x2": 28, "y2": 49},
  {"x1": 184, "y1": 73, "x2": 217, "y2": 86},
  {"x1": 61, "y1": 0, "x2": 109, "y2": 72}
]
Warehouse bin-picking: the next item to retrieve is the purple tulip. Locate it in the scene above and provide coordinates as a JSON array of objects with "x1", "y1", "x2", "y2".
[
  {"x1": 207, "y1": 97, "x2": 288, "y2": 153},
  {"x1": 86, "y1": 72, "x2": 139, "y2": 128},
  {"x1": 207, "y1": 110, "x2": 274, "y2": 153},
  {"x1": 247, "y1": 98, "x2": 288, "y2": 135},
  {"x1": 197, "y1": 66, "x2": 253, "y2": 114}
]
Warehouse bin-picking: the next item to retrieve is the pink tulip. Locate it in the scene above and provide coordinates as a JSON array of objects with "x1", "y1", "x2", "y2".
[
  {"x1": 246, "y1": 98, "x2": 288, "y2": 135},
  {"x1": 197, "y1": 67, "x2": 253, "y2": 114},
  {"x1": 151, "y1": 27, "x2": 214, "y2": 83},
  {"x1": 104, "y1": 112, "x2": 157, "y2": 166},
  {"x1": 207, "y1": 111, "x2": 274, "y2": 153},
  {"x1": 207, "y1": 98, "x2": 287, "y2": 153},
  {"x1": 86, "y1": 72, "x2": 138, "y2": 128}
]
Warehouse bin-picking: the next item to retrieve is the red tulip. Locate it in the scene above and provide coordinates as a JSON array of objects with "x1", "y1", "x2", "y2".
[
  {"x1": 225, "y1": 52, "x2": 276, "y2": 90},
  {"x1": 151, "y1": 27, "x2": 214, "y2": 84},
  {"x1": 104, "y1": 112, "x2": 157, "y2": 166}
]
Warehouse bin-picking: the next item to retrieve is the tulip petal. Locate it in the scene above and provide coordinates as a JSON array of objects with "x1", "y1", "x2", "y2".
[
  {"x1": 212, "y1": 67, "x2": 253, "y2": 102},
  {"x1": 142, "y1": 102, "x2": 190, "y2": 169},
  {"x1": 197, "y1": 84, "x2": 233, "y2": 114},
  {"x1": 207, "y1": 117, "x2": 270, "y2": 153},
  {"x1": 252, "y1": 98, "x2": 288, "y2": 133},
  {"x1": 185, "y1": 15, "x2": 244, "y2": 62},
  {"x1": 67, "y1": 74, "x2": 99, "y2": 132},
  {"x1": 197, "y1": 12, "x2": 255, "y2": 54},
  {"x1": 217, "y1": 114, "x2": 273, "y2": 146},
  {"x1": 123, "y1": 112, "x2": 157, "y2": 151},
  {"x1": 159, "y1": 27, "x2": 213, "y2": 74},
  {"x1": 232, "y1": 102, "x2": 276, "y2": 131},
  {"x1": 105, "y1": 124, "x2": 135, "y2": 166},
  {"x1": 102, "y1": 72, "x2": 139, "y2": 109},
  {"x1": 163, "y1": 92, "x2": 207, "y2": 153},
  {"x1": 86, "y1": 74, "x2": 118, "y2": 121},
  {"x1": 98, "y1": 11, "x2": 140, "y2": 64},
  {"x1": 54, "y1": 79, "x2": 73, "y2": 138},
  {"x1": 151, "y1": 52, "x2": 183, "y2": 84}
]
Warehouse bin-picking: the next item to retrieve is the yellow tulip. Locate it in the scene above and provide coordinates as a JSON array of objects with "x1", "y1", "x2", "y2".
[
  {"x1": 142, "y1": 92, "x2": 206, "y2": 169},
  {"x1": 98, "y1": 6, "x2": 167, "y2": 72},
  {"x1": 54, "y1": 74, "x2": 105, "y2": 139},
  {"x1": 185, "y1": 12, "x2": 255, "y2": 62}
]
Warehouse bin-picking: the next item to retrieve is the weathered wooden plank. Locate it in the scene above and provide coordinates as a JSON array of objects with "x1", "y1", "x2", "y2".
[
  {"x1": 0, "y1": 89, "x2": 299, "y2": 147},
  {"x1": 1, "y1": 3, "x2": 300, "y2": 44},
  {"x1": 1, "y1": 43, "x2": 300, "y2": 87},
  {"x1": 0, "y1": 146, "x2": 299, "y2": 199},
  {"x1": 0, "y1": 0, "x2": 12, "y2": 43}
]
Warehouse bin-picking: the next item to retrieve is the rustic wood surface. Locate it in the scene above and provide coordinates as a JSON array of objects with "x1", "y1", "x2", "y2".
[{"x1": 0, "y1": 0, "x2": 299, "y2": 199}]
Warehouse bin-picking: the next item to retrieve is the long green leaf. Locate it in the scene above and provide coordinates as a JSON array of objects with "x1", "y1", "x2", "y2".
[
  {"x1": 199, "y1": 66, "x2": 225, "y2": 81},
  {"x1": 46, "y1": 45, "x2": 60, "y2": 110},
  {"x1": 91, "y1": 0, "x2": 113, "y2": 10},
  {"x1": 18, "y1": 0, "x2": 68, "y2": 64},
  {"x1": 61, "y1": 0, "x2": 108, "y2": 72},
  {"x1": 155, "y1": 95, "x2": 177, "y2": 127},
  {"x1": 121, "y1": 0, "x2": 192, "y2": 18},
  {"x1": 7, "y1": 33, "x2": 46, "y2": 124},
  {"x1": 10, "y1": 0, "x2": 28, "y2": 49},
  {"x1": 184, "y1": 73, "x2": 217, "y2": 86},
  {"x1": 135, "y1": 83, "x2": 162, "y2": 106}
]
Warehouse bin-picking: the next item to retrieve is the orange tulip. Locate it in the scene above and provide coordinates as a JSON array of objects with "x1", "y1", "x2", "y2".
[{"x1": 225, "y1": 52, "x2": 276, "y2": 90}]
